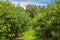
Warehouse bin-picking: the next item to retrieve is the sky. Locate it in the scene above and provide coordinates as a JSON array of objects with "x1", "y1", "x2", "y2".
[
  {"x1": 9, "y1": 0, "x2": 52, "y2": 9},
  {"x1": 9, "y1": 0, "x2": 52, "y2": 4}
]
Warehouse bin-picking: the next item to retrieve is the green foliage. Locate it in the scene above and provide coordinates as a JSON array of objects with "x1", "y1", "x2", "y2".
[
  {"x1": 26, "y1": 4, "x2": 38, "y2": 18},
  {"x1": 0, "y1": 1, "x2": 31, "y2": 40},
  {"x1": 30, "y1": 3, "x2": 60, "y2": 40},
  {"x1": 23, "y1": 26, "x2": 36, "y2": 40},
  {"x1": 0, "y1": 0, "x2": 60, "y2": 40}
]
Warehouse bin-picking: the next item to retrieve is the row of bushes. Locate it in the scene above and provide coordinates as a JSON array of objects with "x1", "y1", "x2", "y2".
[
  {"x1": 0, "y1": 0, "x2": 60, "y2": 40},
  {"x1": 0, "y1": 1, "x2": 31, "y2": 40}
]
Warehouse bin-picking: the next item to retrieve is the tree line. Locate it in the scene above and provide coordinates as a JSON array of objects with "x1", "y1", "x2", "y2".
[{"x1": 0, "y1": 0, "x2": 60, "y2": 40}]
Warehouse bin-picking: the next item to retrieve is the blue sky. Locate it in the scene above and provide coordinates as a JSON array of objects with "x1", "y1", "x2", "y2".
[
  {"x1": 9, "y1": 0, "x2": 52, "y2": 9},
  {"x1": 10, "y1": 0, "x2": 52, "y2": 4}
]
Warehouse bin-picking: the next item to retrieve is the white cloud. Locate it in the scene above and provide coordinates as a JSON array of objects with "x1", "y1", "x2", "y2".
[
  {"x1": 11, "y1": 2, "x2": 28, "y2": 9},
  {"x1": 11, "y1": 2, "x2": 47, "y2": 9},
  {"x1": 19, "y1": 2, "x2": 29, "y2": 9}
]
